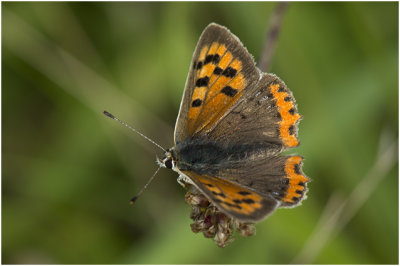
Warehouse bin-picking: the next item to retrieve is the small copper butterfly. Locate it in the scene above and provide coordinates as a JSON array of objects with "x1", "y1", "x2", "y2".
[
  {"x1": 105, "y1": 23, "x2": 310, "y2": 246},
  {"x1": 159, "y1": 23, "x2": 309, "y2": 222}
]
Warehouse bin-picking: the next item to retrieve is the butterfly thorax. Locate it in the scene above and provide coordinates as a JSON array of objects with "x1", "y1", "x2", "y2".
[{"x1": 172, "y1": 139, "x2": 282, "y2": 175}]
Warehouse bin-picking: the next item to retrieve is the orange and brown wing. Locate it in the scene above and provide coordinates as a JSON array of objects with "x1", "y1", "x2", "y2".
[
  {"x1": 207, "y1": 73, "x2": 302, "y2": 149},
  {"x1": 181, "y1": 171, "x2": 278, "y2": 222},
  {"x1": 174, "y1": 23, "x2": 260, "y2": 143},
  {"x1": 280, "y1": 156, "x2": 310, "y2": 206},
  {"x1": 181, "y1": 155, "x2": 309, "y2": 221},
  {"x1": 174, "y1": 23, "x2": 302, "y2": 150},
  {"x1": 211, "y1": 155, "x2": 310, "y2": 207}
]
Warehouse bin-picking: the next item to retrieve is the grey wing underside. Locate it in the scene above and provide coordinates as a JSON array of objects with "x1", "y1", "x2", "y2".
[
  {"x1": 206, "y1": 73, "x2": 292, "y2": 149},
  {"x1": 201, "y1": 155, "x2": 309, "y2": 208}
]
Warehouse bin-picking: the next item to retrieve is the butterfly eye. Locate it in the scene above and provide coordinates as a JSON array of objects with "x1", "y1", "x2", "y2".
[{"x1": 164, "y1": 158, "x2": 173, "y2": 169}]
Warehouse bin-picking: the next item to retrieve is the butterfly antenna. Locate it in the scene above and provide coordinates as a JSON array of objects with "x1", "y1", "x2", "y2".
[
  {"x1": 129, "y1": 165, "x2": 162, "y2": 204},
  {"x1": 103, "y1": 110, "x2": 166, "y2": 152}
]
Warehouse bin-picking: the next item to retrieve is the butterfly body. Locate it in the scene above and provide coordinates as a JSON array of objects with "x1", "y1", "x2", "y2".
[{"x1": 159, "y1": 23, "x2": 309, "y2": 223}]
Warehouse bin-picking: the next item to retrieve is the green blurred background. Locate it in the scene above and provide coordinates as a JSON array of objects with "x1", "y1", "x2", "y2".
[{"x1": 2, "y1": 2, "x2": 398, "y2": 264}]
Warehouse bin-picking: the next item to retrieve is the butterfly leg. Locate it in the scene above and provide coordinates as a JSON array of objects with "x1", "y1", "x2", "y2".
[{"x1": 177, "y1": 174, "x2": 196, "y2": 188}]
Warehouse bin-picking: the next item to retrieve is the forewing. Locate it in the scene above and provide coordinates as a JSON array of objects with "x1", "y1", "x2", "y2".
[
  {"x1": 174, "y1": 23, "x2": 260, "y2": 144},
  {"x1": 181, "y1": 171, "x2": 278, "y2": 222}
]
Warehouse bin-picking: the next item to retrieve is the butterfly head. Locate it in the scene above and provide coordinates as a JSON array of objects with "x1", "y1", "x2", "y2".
[{"x1": 158, "y1": 148, "x2": 177, "y2": 170}]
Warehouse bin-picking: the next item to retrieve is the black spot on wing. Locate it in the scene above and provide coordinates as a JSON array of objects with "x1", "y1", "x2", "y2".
[
  {"x1": 196, "y1": 61, "x2": 203, "y2": 70},
  {"x1": 221, "y1": 86, "x2": 238, "y2": 97},
  {"x1": 291, "y1": 196, "x2": 301, "y2": 203},
  {"x1": 242, "y1": 198, "x2": 255, "y2": 204},
  {"x1": 289, "y1": 125, "x2": 295, "y2": 135},
  {"x1": 213, "y1": 67, "x2": 223, "y2": 75},
  {"x1": 212, "y1": 54, "x2": 220, "y2": 64},
  {"x1": 196, "y1": 76, "x2": 209, "y2": 87},
  {"x1": 222, "y1": 67, "x2": 237, "y2": 78},
  {"x1": 205, "y1": 54, "x2": 220, "y2": 64},
  {"x1": 212, "y1": 191, "x2": 226, "y2": 198},
  {"x1": 204, "y1": 55, "x2": 213, "y2": 64},
  {"x1": 223, "y1": 202, "x2": 242, "y2": 209},
  {"x1": 294, "y1": 164, "x2": 301, "y2": 175},
  {"x1": 192, "y1": 99, "x2": 202, "y2": 107}
]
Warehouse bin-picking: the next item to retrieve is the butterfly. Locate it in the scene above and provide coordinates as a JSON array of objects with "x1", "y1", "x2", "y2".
[{"x1": 157, "y1": 23, "x2": 310, "y2": 222}]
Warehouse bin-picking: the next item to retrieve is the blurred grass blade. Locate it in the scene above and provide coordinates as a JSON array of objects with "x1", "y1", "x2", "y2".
[
  {"x1": 2, "y1": 8, "x2": 173, "y2": 152},
  {"x1": 293, "y1": 129, "x2": 397, "y2": 264}
]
